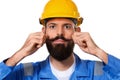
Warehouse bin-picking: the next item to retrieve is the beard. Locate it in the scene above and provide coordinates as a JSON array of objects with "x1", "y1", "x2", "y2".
[{"x1": 46, "y1": 35, "x2": 74, "y2": 61}]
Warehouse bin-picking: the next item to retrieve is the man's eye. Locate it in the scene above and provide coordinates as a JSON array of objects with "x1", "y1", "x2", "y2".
[
  {"x1": 64, "y1": 25, "x2": 72, "y2": 29},
  {"x1": 49, "y1": 25, "x2": 55, "y2": 29}
]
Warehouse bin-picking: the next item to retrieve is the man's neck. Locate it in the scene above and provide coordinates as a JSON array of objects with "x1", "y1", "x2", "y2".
[{"x1": 50, "y1": 53, "x2": 75, "y2": 71}]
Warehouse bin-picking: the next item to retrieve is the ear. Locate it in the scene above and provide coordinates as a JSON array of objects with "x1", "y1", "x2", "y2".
[
  {"x1": 75, "y1": 27, "x2": 81, "y2": 32},
  {"x1": 42, "y1": 27, "x2": 46, "y2": 33}
]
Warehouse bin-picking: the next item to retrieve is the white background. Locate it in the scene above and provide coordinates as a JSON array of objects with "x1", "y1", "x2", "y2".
[{"x1": 0, "y1": 0, "x2": 120, "y2": 63}]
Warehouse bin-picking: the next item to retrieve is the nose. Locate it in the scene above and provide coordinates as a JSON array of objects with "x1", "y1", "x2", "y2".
[{"x1": 57, "y1": 26, "x2": 64, "y2": 36}]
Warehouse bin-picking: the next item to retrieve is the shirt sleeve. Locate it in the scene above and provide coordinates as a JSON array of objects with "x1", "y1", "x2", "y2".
[
  {"x1": 0, "y1": 60, "x2": 24, "y2": 80},
  {"x1": 103, "y1": 54, "x2": 120, "y2": 79},
  {"x1": 0, "y1": 61, "x2": 14, "y2": 80}
]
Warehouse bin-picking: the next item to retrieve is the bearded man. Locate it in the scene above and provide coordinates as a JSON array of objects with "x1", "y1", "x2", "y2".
[{"x1": 0, "y1": 0, "x2": 120, "y2": 80}]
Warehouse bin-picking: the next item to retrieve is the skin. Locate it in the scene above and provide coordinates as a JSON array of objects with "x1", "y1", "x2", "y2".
[{"x1": 6, "y1": 18, "x2": 108, "y2": 71}]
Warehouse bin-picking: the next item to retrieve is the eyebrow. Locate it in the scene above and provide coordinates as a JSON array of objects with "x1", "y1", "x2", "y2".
[
  {"x1": 47, "y1": 23, "x2": 56, "y2": 26},
  {"x1": 46, "y1": 23, "x2": 56, "y2": 28},
  {"x1": 47, "y1": 23, "x2": 73, "y2": 26},
  {"x1": 63, "y1": 23, "x2": 72, "y2": 25}
]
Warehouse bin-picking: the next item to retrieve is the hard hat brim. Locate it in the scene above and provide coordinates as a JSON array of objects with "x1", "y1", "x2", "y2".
[{"x1": 39, "y1": 17, "x2": 83, "y2": 26}]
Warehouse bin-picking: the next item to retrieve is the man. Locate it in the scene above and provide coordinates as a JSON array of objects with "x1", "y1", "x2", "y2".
[{"x1": 0, "y1": 0, "x2": 120, "y2": 80}]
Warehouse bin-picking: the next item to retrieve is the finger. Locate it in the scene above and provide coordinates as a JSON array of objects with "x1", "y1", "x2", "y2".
[
  {"x1": 75, "y1": 37, "x2": 87, "y2": 47},
  {"x1": 29, "y1": 34, "x2": 45, "y2": 41},
  {"x1": 29, "y1": 37, "x2": 43, "y2": 46},
  {"x1": 29, "y1": 32, "x2": 45, "y2": 38},
  {"x1": 36, "y1": 43, "x2": 42, "y2": 48},
  {"x1": 81, "y1": 41, "x2": 87, "y2": 48}
]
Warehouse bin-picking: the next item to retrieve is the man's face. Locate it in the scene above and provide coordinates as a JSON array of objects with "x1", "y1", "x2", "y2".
[{"x1": 45, "y1": 18, "x2": 75, "y2": 61}]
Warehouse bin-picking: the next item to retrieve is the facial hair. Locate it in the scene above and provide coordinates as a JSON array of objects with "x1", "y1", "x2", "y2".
[{"x1": 46, "y1": 35, "x2": 74, "y2": 61}]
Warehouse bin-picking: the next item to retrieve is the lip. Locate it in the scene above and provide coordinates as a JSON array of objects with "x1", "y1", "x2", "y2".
[{"x1": 53, "y1": 39, "x2": 65, "y2": 44}]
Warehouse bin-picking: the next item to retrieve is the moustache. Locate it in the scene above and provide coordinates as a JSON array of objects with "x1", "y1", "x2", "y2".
[{"x1": 46, "y1": 35, "x2": 72, "y2": 42}]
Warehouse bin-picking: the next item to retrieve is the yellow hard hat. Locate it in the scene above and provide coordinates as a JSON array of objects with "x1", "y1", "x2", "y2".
[{"x1": 39, "y1": 0, "x2": 83, "y2": 26}]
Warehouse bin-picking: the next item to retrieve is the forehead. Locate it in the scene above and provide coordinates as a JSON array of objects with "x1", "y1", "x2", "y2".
[{"x1": 46, "y1": 18, "x2": 74, "y2": 25}]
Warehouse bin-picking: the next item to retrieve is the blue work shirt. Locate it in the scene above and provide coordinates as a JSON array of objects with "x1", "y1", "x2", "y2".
[{"x1": 0, "y1": 54, "x2": 120, "y2": 80}]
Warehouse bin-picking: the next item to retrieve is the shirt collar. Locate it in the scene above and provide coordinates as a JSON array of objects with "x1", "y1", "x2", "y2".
[
  {"x1": 38, "y1": 56, "x2": 57, "y2": 79},
  {"x1": 38, "y1": 54, "x2": 89, "y2": 79},
  {"x1": 73, "y1": 54, "x2": 89, "y2": 77}
]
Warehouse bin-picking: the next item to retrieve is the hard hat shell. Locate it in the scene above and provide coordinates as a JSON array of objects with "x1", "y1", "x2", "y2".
[{"x1": 39, "y1": 0, "x2": 83, "y2": 26}]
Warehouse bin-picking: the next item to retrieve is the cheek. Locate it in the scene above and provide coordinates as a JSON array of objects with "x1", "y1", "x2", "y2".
[
  {"x1": 45, "y1": 30, "x2": 57, "y2": 39},
  {"x1": 64, "y1": 31, "x2": 74, "y2": 39}
]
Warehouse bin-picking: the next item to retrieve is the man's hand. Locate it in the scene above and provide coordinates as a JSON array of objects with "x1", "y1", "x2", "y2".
[
  {"x1": 72, "y1": 32, "x2": 99, "y2": 55},
  {"x1": 6, "y1": 32, "x2": 45, "y2": 66},
  {"x1": 72, "y1": 32, "x2": 108, "y2": 64},
  {"x1": 20, "y1": 32, "x2": 45, "y2": 57}
]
